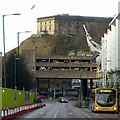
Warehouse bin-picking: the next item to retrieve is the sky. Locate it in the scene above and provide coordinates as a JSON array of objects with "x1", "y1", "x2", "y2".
[{"x1": 0, "y1": 0, "x2": 120, "y2": 54}]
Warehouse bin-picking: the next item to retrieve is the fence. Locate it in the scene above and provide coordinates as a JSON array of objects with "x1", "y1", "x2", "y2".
[
  {"x1": 1, "y1": 87, "x2": 34, "y2": 108},
  {"x1": 0, "y1": 87, "x2": 43, "y2": 119}
]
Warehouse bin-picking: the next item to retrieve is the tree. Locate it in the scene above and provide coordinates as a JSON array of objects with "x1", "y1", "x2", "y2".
[
  {"x1": 18, "y1": 55, "x2": 33, "y2": 91},
  {"x1": 3, "y1": 52, "x2": 33, "y2": 91}
]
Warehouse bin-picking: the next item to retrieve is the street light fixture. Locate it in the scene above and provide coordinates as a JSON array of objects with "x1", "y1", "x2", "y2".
[
  {"x1": 17, "y1": 31, "x2": 31, "y2": 58},
  {"x1": 2, "y1": 13, "x2": 20, "y2": 88},
  {"x1": 78, "y1": 50, "x2": 83, "y2": 107},
  {"x1": 16, "y1": 31, "x2": 31, "y2": 89}
]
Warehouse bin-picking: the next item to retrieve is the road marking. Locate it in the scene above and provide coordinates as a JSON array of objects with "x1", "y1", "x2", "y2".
[
  {"x1": 85, "y1": 108, "x2": 90, "y2": 112},
  {"x1": 84, "y1": 108, "x2": 103, "y2": 118},
  {"x1": 53, "y1": 106, "x2": 60, "y2": 118},
  {"x1": 81, "y1": 111, "x2": 91, "y2": 118},
  {"x1": 93, "y1": 113, "x2": 103, "y2": 118},
  {"x1": 76, "y1": 108, "x2": 91, "y2": 118},
  {"x1": 40, "y1": 112, "x2": 44, "y2": 115},
  {"x1": 69, "y1": 112, "x2": 73, "y2": 115}
]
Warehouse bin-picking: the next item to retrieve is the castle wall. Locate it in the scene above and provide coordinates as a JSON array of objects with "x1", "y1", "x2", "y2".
[{"x1": 37, "y1": 15, "x2": 111, "y2": 35}]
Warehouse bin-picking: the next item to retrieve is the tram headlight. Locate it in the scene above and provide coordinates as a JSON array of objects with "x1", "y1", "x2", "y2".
[
  {"x1": 96, "y1": 106, "x2": 98, "y2": 109},
  {"x1": 113, "y1": 107, "x2": 116, "y2": 110}
]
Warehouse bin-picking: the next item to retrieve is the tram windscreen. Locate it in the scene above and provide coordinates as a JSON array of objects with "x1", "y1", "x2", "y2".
[{"x1": 96, "y1": 89, "x2": 116, "y2": 107}]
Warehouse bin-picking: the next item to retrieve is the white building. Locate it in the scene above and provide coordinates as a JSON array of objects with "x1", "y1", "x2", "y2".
[{"x1": 101, "y1": 2, "x2": 120, "y2": 86}]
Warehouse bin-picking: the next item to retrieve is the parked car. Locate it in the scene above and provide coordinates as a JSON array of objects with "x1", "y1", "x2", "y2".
[
  {"x1": 34, "y1": 98, "x2": 43, "y2": 103},
  {"x1": 58, "y1": 97, "x2": 68, "y2": 103},
  {"x1": 58, "y1": 97, "x2": 62, "y2": 102},
  {"x1": 37, "y1": 95, "x2": 46, "y2": 99}
]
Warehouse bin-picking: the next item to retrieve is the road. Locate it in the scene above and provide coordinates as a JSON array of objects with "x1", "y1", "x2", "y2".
[{"x1": 17, "y1": 99, "x2": 119, "y2": 119}]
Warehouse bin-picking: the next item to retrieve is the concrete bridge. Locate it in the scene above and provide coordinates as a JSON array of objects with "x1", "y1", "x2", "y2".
[
  {"x1": 21, "y1": 49, "x2": 100, "y2": 97},
  {"x1": 35, "y1": 55, "x2": 98, "y2": 79}
]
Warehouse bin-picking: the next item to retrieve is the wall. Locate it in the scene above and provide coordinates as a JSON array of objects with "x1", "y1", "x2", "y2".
[
  {"x1": 37, "y1": 16, "x2": 55, "y2": 35},
  {"x1": 37, "y1": 15, "x2": 112, "y2": 35}
]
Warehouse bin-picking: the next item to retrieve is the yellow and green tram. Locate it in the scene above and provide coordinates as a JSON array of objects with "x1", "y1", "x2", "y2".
[{"x1": 91, "y1": 88, "x2": 118, "y2": 113}]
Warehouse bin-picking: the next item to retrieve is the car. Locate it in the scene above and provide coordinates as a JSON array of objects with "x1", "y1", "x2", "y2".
[
  {"x1": 58, "y1": 97, "x2": 62, "y2": 102},
  {"x1": 58, "y1": 97, "x2": 68, "y2": 103},
  {"x1": 37, "y1": 95, "x2": 46, "y2": 99},
  {"x1": 34, "y1": 98, "x2": 43, "y2": 103}
]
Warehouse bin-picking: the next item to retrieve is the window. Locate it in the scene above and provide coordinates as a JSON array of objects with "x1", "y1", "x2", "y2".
[
  {"x1": 40, "y1": 27, "x2": 42, "y2": 32},
  {"x1": 49, "y1": 25, "x2": 51, "y2": 31}
]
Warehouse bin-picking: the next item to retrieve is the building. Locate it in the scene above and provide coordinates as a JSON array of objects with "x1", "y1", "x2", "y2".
[
  {"x1": 21, "y1": 49, "x2": 99, "y2": 97},
  {"x1": 101, "y1": 2, "x2": 120, "y2": 87},
  {"x1": 37, "y1": 14, "x2": 111, "y2": 35}
]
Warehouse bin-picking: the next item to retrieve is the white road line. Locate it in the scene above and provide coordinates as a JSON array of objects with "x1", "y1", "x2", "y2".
[
  {"x1": 84, "y1": 108, "x2": 103, "y2": 118},
  {"x1": 93, "y1": 113, "x2": 103, "y2": 118},
  {"x1": 40, "y1": 112, "x2": 44, "y2": 115},
  {"x1": 84, "y1": 108, "x2": 90, "y2": 112},
  {"x1": 69, "y1": 112, "x2": 73, "y2": 115},
  {"x1": 81, "y1": 111, "x2": 91, "y2": 118},
  {"x1": 76, "y1": 108, "x2": 91, "y2": 118},
  {"x1": 53, "y1": 106, "x2": 60, "y2": 118}
]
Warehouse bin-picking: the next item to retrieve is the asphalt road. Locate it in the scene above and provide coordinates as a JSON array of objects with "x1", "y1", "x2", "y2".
[{"x1": 17, "y1": 99, "x2": 119, "y2": 119}]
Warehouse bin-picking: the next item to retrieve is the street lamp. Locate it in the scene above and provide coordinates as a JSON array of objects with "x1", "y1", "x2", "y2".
[
  {"x1": 2, "y1": 13, "x2": 20, "y2": 88},
  {"x1": 0, "y1": 52, "x2": 2, "y2": 87},
  {"x1": 17, "y1": 31, "x2": 31, "y2": 89},
  {"x1": 17, "y1": 31, "x2": 31, "y2": 58},
  {"x1": 79, "y1": 51, "x2": 83, "y2": 107}
]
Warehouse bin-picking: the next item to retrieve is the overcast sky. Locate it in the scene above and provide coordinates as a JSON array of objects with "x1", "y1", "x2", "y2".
[{"x1": 0, "y1": 0, "x2": 120, "y2": 54}]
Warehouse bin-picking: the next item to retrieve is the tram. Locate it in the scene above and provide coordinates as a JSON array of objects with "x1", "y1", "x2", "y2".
[{"x1": 91, "y1": 88, "x2": 118, "y2": 113}]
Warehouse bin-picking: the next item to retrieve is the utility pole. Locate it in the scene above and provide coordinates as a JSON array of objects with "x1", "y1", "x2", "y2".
[
  {"x1": 77, "y1": 51, "x2": 83, "y2": 107},
  {"x1": 2, "y1": 13, "x2": 20, "y2": 88},
  {"x1": 14, "y1": 53, "x2": 17, "y2": 104},
  {"x1": 80, "y1": 51, "x2": 83, "y2": 107},
  {"x1": 17, "y1": 31, "x2": 31, "y2": 90},
  {"x1": 14, "y1": 53, "x2": 17, "y2": 88}
]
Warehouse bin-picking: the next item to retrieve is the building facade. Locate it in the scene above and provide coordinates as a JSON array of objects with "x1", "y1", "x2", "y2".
[
  {"x1": 37, "y1": 14, "x2": 111, "y2": 35},
  {"x1": 21, "y1": 49, "x2": 99, "y2": 97},
  {"x1": 101, "y1": 2, "x2": 120, "y2": 87}
]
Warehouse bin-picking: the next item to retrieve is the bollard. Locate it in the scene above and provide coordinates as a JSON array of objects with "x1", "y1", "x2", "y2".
[
  {"x1": 1, "y1": 103, "x2": 46, "y2": 120},
  {"x1": 4, "y1": 108, "x2": 8, "y2": 116},
  {"x1": 1, "y1": 109, "x2": 4, "y2": 117}
]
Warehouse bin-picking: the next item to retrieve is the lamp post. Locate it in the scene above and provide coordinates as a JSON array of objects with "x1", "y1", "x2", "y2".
[
  {"x1": 0, "y1": 52, "x2": 2, "y2": 87},
  {"x1": 14, "y1": 53, "x2": 17, "y2": 88},
  {"x1": 2, "y1": 13, "x2": 20, "y2": 88},
  {"x1": 17, "y1": 31, "x2": 31, "y2": 58},
  {"x1": 17, "y1": 31, "x2": 31, "y2": 89},
  {"x1": 79, "y1": 51, "x2": 83, "y2": 107}
]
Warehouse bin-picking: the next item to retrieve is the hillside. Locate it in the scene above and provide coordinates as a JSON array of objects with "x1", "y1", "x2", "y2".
[{"x1": 20, "y1": 18, "x2": 112, "y2": 56}]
